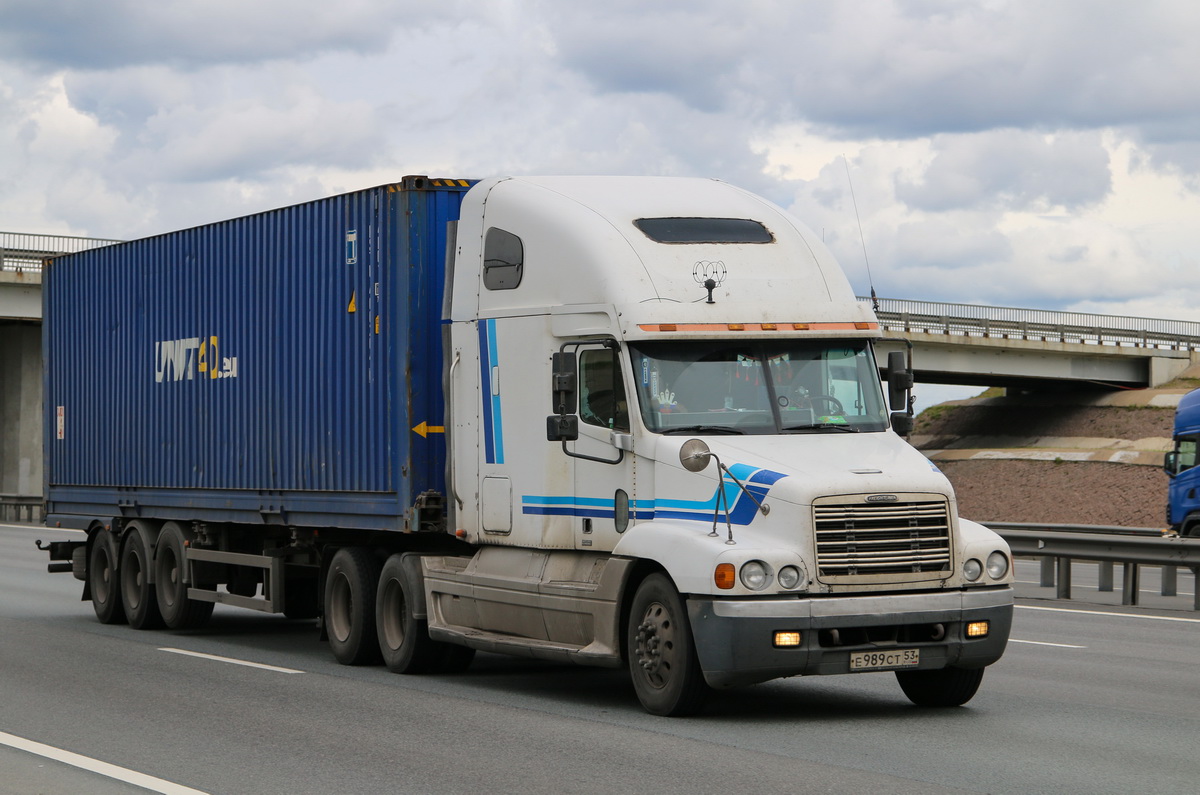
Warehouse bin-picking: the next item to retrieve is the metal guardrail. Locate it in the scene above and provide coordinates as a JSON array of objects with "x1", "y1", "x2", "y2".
[
  {"x1": 1, "y1": 231, "x2": 121, "y2": 273},
  {"x1": 990, "y1": 521, "x2": 1200, "y2": 610},
  {"x1": 861, "y1": 296, "x2": 1200, "y2": 352},
  {"x1": 0, "y1": 495, "x2": 42, "y2": 523}
]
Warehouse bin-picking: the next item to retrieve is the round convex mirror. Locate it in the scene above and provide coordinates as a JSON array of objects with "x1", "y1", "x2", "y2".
[{"x1": 679, "y1": 438, "x2": 712, "y2": 472}]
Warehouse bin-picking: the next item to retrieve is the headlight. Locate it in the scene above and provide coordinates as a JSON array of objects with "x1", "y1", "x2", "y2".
[
  {"x1": 963, "y1": 558, "x2": 983, "y2": 582},
  {"x1": 739, "y1": 560, "x2": 772, "y2": 590},
  {"x1": 778, "y1": 565, "x2": 802, "y2": 590},
  {"x1": 986, "y1": 551, "x2": 1009, "y2": 580}
]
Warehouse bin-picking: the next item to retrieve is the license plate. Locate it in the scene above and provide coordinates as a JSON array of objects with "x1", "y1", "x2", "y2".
[{"x1": 849, "y1": 648, "x2": 919, "y2": 671}]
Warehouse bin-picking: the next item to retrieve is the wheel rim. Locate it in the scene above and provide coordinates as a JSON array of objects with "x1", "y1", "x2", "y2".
[
  {"x1": 634, "y1": 600, "x2": 677, "y2": 689},
  {"x1": 122, "y1": 545, "x2": 144, "y2": 609},
  {"x1": 379, "y1": 577, "x2": 406, "y2": 652},
  {"x1": 328, "y1": 571, "x2": 353, "y2": 643},
  {"x1": 93, "y1": 545, "x2": 113, "y2": 604},
  {"x1": 159, "y1": 546, "x2": 179, "y2": 609}
]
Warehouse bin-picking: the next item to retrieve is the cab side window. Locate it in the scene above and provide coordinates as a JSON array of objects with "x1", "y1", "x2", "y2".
[
  {"x1": 1177, "y1": 437, "x2": 1198, "y2": 473},
  {"x1": 483, "y1": 227, "x2": 523, "y2": 290},
  {"x1": 579, "y1": 349, "x2": 629, "y2": 432}
]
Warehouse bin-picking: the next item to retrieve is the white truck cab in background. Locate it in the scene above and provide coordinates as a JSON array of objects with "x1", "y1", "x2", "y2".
[{"x1": 414, "y1": 176, "x2": 1013, "y2": 715}]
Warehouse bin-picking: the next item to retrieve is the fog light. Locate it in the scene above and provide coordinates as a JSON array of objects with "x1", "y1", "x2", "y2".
[
  {"x1": 774, "y1": 631, "x2": 802, "y2": 648},
  {"x1": 714, "y1": 563, "x2": 735, "y2": 590},
  {"x1": 967, "y1": 621, "x2": 990, "y2": 638}
]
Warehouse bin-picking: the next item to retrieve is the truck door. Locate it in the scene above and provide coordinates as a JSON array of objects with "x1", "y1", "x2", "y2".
[{"x1": 570, "y1": 344, "x2": 637, "y2": 551}]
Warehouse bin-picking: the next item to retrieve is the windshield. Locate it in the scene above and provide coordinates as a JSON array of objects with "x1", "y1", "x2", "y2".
[{"x1": 629, "y1": 339, "x2": 889, "y2": 435}]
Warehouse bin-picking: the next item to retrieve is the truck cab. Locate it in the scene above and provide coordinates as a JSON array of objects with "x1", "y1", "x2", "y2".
[
  {"x1": 1165, "y1": 388, "x2": 1200, "y2": 534},
  {"x1": 425, "y1": 176, "x2": 1013, "y2": 714}
]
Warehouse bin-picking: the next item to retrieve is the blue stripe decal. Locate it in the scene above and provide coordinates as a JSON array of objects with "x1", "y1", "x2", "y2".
[
  {"x1": 521, "y1": 464, "x2": 786, "y2": 525},
  {"x1": 478, "y1": 319, "x2": 505, "y2": 464}
]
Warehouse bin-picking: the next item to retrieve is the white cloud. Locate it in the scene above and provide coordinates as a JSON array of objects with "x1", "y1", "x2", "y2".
[{"x1": 2, "y1": 0, "x2": 1200, "y2": 324}]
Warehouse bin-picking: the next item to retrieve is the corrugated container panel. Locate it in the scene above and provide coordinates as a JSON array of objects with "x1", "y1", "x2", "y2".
[{"x1": 44, "y1": 179, "x2": 472, "y2": 530}]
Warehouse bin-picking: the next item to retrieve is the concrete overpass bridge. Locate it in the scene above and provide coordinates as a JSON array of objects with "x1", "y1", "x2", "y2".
[
  {"x1": 2, "y1": 232, "x2": 119, "y2": 503},
  {"x1": 869, "y1": 296, "x2": 1200, "y2": 392},
  {"x1": 3, "y1": 232, "x2": 1200, "y2": 505}
]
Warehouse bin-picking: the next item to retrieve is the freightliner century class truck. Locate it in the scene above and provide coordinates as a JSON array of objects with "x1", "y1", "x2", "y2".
[{"x1": 39, "y1": 175, "x2": 1013, "y2": 715}]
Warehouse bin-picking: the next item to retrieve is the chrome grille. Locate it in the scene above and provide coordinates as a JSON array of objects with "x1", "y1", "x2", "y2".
[{"x1": 813, "y1": 499, "x2": 951, "y2": 579}]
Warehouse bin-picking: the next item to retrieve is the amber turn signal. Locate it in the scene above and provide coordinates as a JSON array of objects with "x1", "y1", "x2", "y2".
[{"x1": 714, "y1": 563, "x2": 736, "y2": 589}]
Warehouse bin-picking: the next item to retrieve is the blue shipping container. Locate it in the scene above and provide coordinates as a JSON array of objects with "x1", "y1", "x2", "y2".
[{"x1": 44, "y1": 176, "x2": 474, "y2": 530}]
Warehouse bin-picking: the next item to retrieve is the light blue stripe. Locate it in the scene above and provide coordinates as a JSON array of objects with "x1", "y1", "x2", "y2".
[{"x1": 486, "y1": 318, "x2": 505, "y2": 464}]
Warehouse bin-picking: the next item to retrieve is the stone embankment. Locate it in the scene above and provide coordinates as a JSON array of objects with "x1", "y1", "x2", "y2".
[{"x1": 913, "y1": 383, "x2": 1194, "y2": 528}]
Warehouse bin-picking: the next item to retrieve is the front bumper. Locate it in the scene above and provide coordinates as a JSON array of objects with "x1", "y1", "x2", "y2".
[{"x1": 687, "y1": 586, "x2": 1013, "y2": 689}]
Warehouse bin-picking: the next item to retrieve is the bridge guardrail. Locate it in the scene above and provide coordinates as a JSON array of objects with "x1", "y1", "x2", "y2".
[
  {"x1": 861, "y1": 296, "x2": 1200, "y2": 352},
  {"x1": 989, "y1": 521, "x2": 1200, "y2": 610},
  {"x1": 0, "y1": 495, "x2": 42, "y2": 523},
  {"x1": 1, "y1": 231, "x2": 121, "y2": 273}
]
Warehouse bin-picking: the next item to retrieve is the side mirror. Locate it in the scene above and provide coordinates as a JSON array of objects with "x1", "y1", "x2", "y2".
[
  {"x1": 551, "y1": 351, "x2": 577, "y2": 414},
  {"x1": 887, "y1": 350, "x2": 913, "y2": 411},
  {"x1": 679, "y1": 438, "x2": 713, "y2": 472},
  {"x1": 1164, "y1": 451, "x2": 1178, "y2": 477},
  {"x1": 547, "y1": 351, "x2": 579, "y2": 441},
  {"x1": 890, "y1": 412, "x2": 914, "y2": 436}
]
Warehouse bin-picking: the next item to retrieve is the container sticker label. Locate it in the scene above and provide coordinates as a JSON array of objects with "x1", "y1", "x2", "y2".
[
  {"x1": 155, "y1": 336, "x2": 239, "y2": 382},
  {"x1": 56, "y1": 406, "x2": 64, "y2": 440}
]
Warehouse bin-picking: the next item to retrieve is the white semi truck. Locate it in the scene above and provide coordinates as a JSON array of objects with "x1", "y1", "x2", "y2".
[{"x1": 42, "y1": 175, "x2": 1013, "y2": 715}]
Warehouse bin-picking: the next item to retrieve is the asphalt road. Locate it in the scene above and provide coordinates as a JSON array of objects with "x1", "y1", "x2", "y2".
[{"x1": 3, "y1": 523, "x2": 1199, "y2": 794}]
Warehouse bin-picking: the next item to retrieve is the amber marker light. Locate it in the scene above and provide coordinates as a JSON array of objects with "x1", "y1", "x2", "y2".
[
  {"x1": 773, "y1": 631, "x2": 802, "y2": 648},
  {"x1": 792, "y1": 323, "x2": 810, "y2": 330},
  {"x1": 854, "y1": 322, "x2": 872, "y2": 329},
  {"x1": 966, "y1": 621, "x2": 990, "y2": 638},
  {"x1": 761, "y1": 323, "x2": 777, "y2": 331},
  {"x1": 714, "y1": 563, "x2": 736, "y2": 589},
  {"x1": 659, "y1": 323, "x2": 677, "y2": 332}
]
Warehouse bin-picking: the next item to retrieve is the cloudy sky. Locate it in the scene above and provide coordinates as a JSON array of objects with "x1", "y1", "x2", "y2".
[{"x1": 3, "y1": 0, "x2": 1200, "y2": 328}]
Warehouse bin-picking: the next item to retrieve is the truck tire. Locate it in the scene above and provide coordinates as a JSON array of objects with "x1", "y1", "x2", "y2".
[
  {"x1": 376, "y1": 554, "x2": 444, "y2": 674},
  {"x1": 627, "y1": 573, "x2": 709, "y2": 716},
  {"x1": 325, "y1": 547, "x2": 382, "y2": 665},
  {"x1": 120, "y1": 523, "x2": 165, "y2": 630},
  {"x1": 88, "y1": 528, "x2": 126, "y2": 625},
  {"x1": 154, "y1": 522, "x2": 214, "y2": 630},
  {"x1": 896, "y1": 666, "x2": 985, "y2": 707}
]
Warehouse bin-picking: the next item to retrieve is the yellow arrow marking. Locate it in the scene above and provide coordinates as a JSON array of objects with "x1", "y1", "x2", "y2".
[{"x1": 412, "y1": 421, "x2": 446, "y2": 438}]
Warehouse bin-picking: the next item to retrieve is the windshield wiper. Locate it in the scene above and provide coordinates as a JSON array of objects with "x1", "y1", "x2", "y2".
[
  {"x1": 661, "y1": 425, "x2": 746, "y2": 436},
  {"x1": 783, "y1": 422, "x2": 859, "y2": 433}
]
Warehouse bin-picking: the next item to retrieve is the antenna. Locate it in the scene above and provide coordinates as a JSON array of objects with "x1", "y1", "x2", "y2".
[{"x1": 843, "y1": 155, "x2": 878, "y2": 312}]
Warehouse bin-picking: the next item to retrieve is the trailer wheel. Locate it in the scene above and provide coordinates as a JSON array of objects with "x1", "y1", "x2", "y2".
[
  {"x1": 627, "y1": 573, "x2": 709, "y2": 716},
  {"x1": 154, "y1": 522, "x2": 214, "y2": 630},
  {"x1": 896, "y1": 666, "x2": 985, "y2": 707},
  {"x1": 88, "y1": 528, "x2": 126, "y2": 625},
  {"x1": 375, "y1": 554, "x2": 444, "y2": 673},
  {"x1": 325, "y1": 547, "x2": 382, "y2": 665},
  {"x1": 120, "y1": 523, "x2": 164, "y2": 630}
]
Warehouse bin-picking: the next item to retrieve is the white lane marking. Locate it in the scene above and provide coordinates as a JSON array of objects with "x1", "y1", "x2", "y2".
[
  {"x1": 1017, "y1": 604, "x2": 1200, "y2": 624},
  {"x1": 1009, "y1": 639, "x2": 1087, "y2": 649},
  {"x1": 0, "y1": 731, "x2": 208, "y2": 794},
  {"x1": 159, "y1": 647, "x2": 303, "y2": 674}
]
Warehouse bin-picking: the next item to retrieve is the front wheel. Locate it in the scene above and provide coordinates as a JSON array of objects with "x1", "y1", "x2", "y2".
[
  {"x1": 896, "y1": 666, "x2": 985, "y2": 707},
  {"x1": 627, "y1": 573, "x2": 709, "y2": 716}
]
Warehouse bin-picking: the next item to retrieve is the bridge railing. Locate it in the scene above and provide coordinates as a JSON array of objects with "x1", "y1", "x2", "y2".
[
  {"x1": 1, "y1": 231, "x2": 121, "y2": 273},
  {"x1": 991, "y1": 521, "x2": 1200, "y2": 610},
  {"x1": 861, "y1": 296, "x2": 1200, "y2": 352}
]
